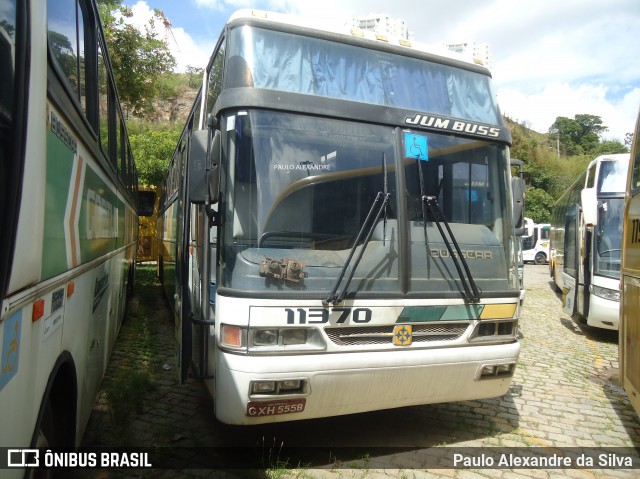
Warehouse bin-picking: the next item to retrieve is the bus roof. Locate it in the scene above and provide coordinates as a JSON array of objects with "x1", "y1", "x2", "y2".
[
  {"x1": 587, "y1": 153, "x2": 629, "y2": 169},
  {"x1": 227, "y1": 9, "x2": 486, "y2": 70}
]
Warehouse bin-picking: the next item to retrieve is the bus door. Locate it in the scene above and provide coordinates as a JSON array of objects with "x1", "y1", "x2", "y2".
[
  {"x1": 622, "y1": 274, "x2": 640, "y2": 413},
  {"x1": 190, "y1": 206, "x2": 217, "y2": 381},
  {"x1": 562, "y1": 204, "x2": 580, "y2": 316},
  {"x1": 179, "y1": 128, "x2": 217, "y2": 383}
]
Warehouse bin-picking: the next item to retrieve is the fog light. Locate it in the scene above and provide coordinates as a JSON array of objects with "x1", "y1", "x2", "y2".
[
  {"x1": 283, "y1": 329, "x2": 307, "y2": 345},
  {"x1": 478, "y1": 363, "x2": 515, "y2": 380},
  {"x1": 251, "y1": 381, "x2": 276, "y2": 394},
  {"x1": 480, "y1": 365, "x2": 496, "y2": 377},
  {"x1": 279, "y1": 379, "x2": 302, "y2": 392},
  {"x1": 254, "y1": 329, "x2": 278, "y2": 346}
]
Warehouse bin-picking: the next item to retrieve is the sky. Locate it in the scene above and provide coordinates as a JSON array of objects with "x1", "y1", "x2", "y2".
[{"x1": 123, "y1": 0, "x2": 640, "y2": 143}]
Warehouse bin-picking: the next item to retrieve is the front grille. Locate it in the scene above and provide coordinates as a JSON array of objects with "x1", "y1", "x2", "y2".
[{"x1": 324, "y1": 323, "x2": 470, "y2": 346}]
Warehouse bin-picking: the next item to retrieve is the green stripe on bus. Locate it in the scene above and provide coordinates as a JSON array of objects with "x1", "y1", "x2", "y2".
[
  {"x1": 43, "y1": 130, "x2": 74, "y2": 279},
  {"x1": 397, "y1": 305, "x2": 484, "y2": 322}
]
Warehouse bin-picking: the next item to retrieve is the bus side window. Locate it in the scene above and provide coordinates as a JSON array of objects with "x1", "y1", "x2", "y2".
[
  {"x1": 206, "y1": 39, "x2": 226, "y2": 117},
  {"x1": 47, "y1": 0, "x2": 88, "y2": 118},
  {"x1": 97, "y1": 40, "x2": 109, "y2": 160},
  {"x1": 0, "y1": 2, "x2": 15, "y2": 135}
]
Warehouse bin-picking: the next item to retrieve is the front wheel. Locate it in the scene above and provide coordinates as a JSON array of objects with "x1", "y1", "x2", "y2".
[
  {"x1": 534, "y1": 252, "x2": 547, "y2": 265},
  {"x1": 26, "y1": 401, "x2": 55, "y2": 479}
]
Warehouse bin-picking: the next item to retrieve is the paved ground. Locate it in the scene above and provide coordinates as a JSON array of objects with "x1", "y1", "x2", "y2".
[{"x1": 76, "y1": 264, "x2": 640, "y2": 478}]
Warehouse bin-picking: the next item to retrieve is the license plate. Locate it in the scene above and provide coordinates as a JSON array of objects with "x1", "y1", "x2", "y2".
[{"x1": 246, "y1": 398, "x2": 306, "y2": 417}]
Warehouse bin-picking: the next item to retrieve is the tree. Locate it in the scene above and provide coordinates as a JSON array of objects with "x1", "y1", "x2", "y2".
[
  {"x1": 593, "y1": 140, "x2": 628, "y2": 155},
  {"x1": 549, "y1": 114, "x2": 608, "y2": 156},
  {"x1": 130, "y1": 128, "x2": 181, "y2": 186},
  {"x1": 97, "y1": 0, "x2": 176, "y2": 116},
  {"x1": 186, "y1": 65, "x2": 204, "y2": 88},
  {"x1": 524, "y1": 186, "x2": 555, "y2": 224}
]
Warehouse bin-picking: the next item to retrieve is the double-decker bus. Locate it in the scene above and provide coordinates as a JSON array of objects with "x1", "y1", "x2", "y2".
[
  {"x1": 0, "y1": 0, "x2": 143, "y2": 472},
  {"x1": 158, "y1": 9, "x2": 524, "y2": 425},
  {"x1": 620, "y1": 107, "x2": 640, "y2": 415},
  {"x1": 549, "y1": 153, "x2": 629, "y2": 330}
]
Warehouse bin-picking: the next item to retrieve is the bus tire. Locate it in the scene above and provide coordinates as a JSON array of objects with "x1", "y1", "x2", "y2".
[
  {"x1": 534, "y1": 252, "x2": 547, "y2": 265},
  {"x1": 26, "y1": 400, "x2": 56, "y2": 479}
]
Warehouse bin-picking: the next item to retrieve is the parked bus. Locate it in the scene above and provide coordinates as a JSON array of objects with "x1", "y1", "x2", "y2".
[
  {"x1": 549, "y1": 153, "x2": 629, "y2": 330},
  {"x1": 620, "y1": 107, "x2": 640, "y2": 416},
  {"x1": 158, "y1": 9, "x2": 524, "y2": 425},
  {"x1": 0, "y1": 0, "x2": 143, "y2": 473},
  {"x1": 138, "y1": 185, "x2": 159, "y2": 262},
  {"x1": 522, "y1": 217, "x2": 550, "y2": 265}
]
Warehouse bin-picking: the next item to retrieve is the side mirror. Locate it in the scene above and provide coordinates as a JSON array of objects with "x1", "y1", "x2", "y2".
[
  {"x1": 189, "y1": 126, "x2": 221, "y2": 206},
  {"x1": 581, "y1": 188, "x2": 598, "y2": 226},
  {"x1": 510, "y1": 159, "x2": 526, "y2": 236},
  {"x1": 208, "y1": 130, "x2": 220, "y2": 204},
  {"x1": 188, "y1": 129, "x2": 209, "y2": 204}
]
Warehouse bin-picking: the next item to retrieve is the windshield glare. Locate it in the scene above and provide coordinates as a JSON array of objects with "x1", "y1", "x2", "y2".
[
  {"x1": 219, "y1": 110, "x2": 515, "y2": 296},
  {"x1": 596, "y1": 198, "x2": 624, "y2": 279}
]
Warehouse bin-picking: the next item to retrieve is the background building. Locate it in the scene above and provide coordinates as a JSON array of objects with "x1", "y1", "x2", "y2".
[
  {"x1": 348, "y1": 14, "x2": 492, "y2": 70},
  {"x1": 348, "y1": 13, "x2": 414, "y2": 41},
  {"x1": 443, "y1": 40, "x2": 493, "y2": 69}
]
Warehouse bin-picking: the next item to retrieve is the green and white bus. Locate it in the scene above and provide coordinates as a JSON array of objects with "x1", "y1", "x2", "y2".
[
  {"x1": 158, "y1": 9, "x2": 524, "y2": 425},
  {"x1": 0, "y1": 0, "x2": 142, "y2": 473}
]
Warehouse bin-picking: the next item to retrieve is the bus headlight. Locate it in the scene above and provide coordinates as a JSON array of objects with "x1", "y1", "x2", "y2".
[
  {"x1": 253, "y1": 329, "x2": 279, "y2": 346},
  {"x1": 469, "y1": 320, "x2": 518, "y2": 342},
  {"x1": 248, "y1": 328, "x2": 325, "y2": 352},
  {"x1": 592, "y1": 285, "x2": 620, "y2": 302}
]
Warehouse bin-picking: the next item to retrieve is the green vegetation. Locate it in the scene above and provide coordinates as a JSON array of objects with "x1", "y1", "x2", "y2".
[
  {"x1": 507, "y1": 116, "x2": 629, "y2": 223},
  {"x1": 129, "y1": 122, "x2": 182, "y2": 186}
]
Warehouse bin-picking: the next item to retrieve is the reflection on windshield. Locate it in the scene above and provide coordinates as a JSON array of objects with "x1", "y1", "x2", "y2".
[
  {"x1": 596, "y1": 198, "x2": 624, "y2": 279},
  {"x1": 227, "y1": 26, "x2": 501, "y2": 125},
  {"x1": 219, "y1": 110, "x2": 515, "y2": 297}
]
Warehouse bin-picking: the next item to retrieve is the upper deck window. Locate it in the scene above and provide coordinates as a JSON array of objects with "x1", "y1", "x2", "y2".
[
  {"x1": 598, "y1": 160, "x2": 627, "y2": 195},
  {"x1": 225, "y1": 26, "x2": 502, "y2": 125}
]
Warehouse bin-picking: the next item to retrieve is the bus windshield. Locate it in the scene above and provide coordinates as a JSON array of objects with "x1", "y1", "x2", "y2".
[
  {"x1": 219, "y1": 109, "x2": 515, "y2": 297},
  {"x1": 596, "y1": 197, "x2": 624, "y2": 279}
]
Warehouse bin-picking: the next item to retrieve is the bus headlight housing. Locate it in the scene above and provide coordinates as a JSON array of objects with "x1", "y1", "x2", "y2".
[
  {"x1": 249, "y1": 328, "x2": 325, "y2": 352},
  {"x1": 592, "y1": 285, "x2": 620, "y2": 302},
  {"x1": 469, "y1": 319, "x2": 518, "y2": 343},
  {"x1": 220, "y1": 325, "x2": 326, "y2": 352}
]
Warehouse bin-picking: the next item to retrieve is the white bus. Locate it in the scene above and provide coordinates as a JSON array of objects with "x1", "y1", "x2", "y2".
[
  {"x1": 549, "y1": 153, "x2": 629, "y2": 330},
  {"x1": 620, "y1": 107, "x2": 640, "y2": 416},
  {"x1": 522, "y1": 218, "x2": 550, "y2": 264},
  {"x1": 158, "y1": 9, "x2": 524, "y2": 425},
  {"x1": 0, "y1": 0, "x2": 143, "y2": 474}
]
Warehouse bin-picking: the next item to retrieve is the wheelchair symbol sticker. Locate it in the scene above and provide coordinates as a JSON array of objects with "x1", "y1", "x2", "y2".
[
  {"x1": 1, "y1": 310, "x2": 21, "y2": 391},
  {"x1": 404, "y1": 133, "x2": 428, "y2": 161}
]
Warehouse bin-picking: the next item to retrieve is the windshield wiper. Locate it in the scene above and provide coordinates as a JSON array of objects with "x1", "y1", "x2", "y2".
[
  {"x1": 423, "y1": 196, "x2": 481, "y2": 303},
  {"x1": 324, "y1": 191, "x2": 390, "y2": 305}
]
